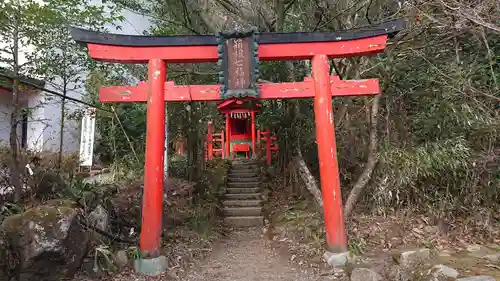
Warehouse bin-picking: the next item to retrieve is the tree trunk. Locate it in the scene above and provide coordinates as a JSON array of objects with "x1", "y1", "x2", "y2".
[
  {"x1": 10, "y1": 23, "x2": 23, "y2": 203},
  {"x1": 293, "y1": 148, "x2": 323, "y2": 208},
  {"x1": 343, "y1": 95, "x2": 380, "y2": 217},
  {"x1": 290, "y1": 60, "x2": 325, "y2": 207},
  {"x1": 58, "y1": 92, "x2": 66, "y2": 168},
  {"x1": 286, "y1": 60, "x2": 324, "y2": 207},
  {"x1": 58, "y1": 48, "x2": 69, "y2": 169},
  {"x1": 186, "y1": 104, "x2": 194, "y2": 181},
  {"x1": 164, "y1": 103, "x2": 169, "y2": 178},
  {"x1": 10, "y1": 84, "x2": 22, "y2": 203}
]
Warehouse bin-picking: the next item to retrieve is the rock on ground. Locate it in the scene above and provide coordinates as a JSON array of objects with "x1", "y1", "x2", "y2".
[
  {"x1": 88, "y1": 205, "x2": 109, "y2": 232},
  {"x1": 0, "y1": 204, "x2": 89, "y2": 281},
  {"x1": 428, "y1": 264, "x2": 459, "y2": 281},
  {"x1": 114, "y1": 250, "x2": 129, "y2": 269},
  {"x1": 386, "y1": 248, "x2": 434, "y2": 281},
  {"x1": 482, "y1": 253, "x2": 500, "y2": 262},
  {"x1": 457, "y1": 277, "x2": 496, "y2": 281},
  {"x1": 88, "y1": 204, "x2": 110, "y2": 244},
  {"x1": 466, "y1": 245, "x2": 483, "y2": 253},
  {"x1": 350, "y1": 268, "x2": 383, "y2": 281},
  {"x1": 398, "y1": 248, "x2": 432, "y2": 267}
]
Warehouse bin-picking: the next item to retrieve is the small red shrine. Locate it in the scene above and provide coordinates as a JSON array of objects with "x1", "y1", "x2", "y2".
[{"x1": 205, "y1": 98, "x2": 277, "y2": 163}]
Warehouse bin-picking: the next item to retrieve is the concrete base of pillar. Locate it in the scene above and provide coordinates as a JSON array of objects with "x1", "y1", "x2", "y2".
[
  {"x1": 134, "y1": 255, "x2": 168, "y2": 276},
  {"x1": 323, "y1": 251, "x2": 349, "y2": 267}
]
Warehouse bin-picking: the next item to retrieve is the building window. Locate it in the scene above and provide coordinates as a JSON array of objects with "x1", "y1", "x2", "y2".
[{"x1": 20, "y1": 108, "x2": 28, "y2": 149}]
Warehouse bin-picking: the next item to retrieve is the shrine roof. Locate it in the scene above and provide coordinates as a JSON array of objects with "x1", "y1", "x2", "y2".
[
  {"x1": 71, "y1": 19, "x2": 404, "y2": 47},
  {"x1": 217, "y1": 98, "x2": 261, "y2": 111}
]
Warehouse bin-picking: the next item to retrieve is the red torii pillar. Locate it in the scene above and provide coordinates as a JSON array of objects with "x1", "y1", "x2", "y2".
[
  {"x1": 141, "y1": 59, "x2": 166, "y2": 258},
  {"x1": 71, "y1": 19, "x2": 402, "y2": 273}
]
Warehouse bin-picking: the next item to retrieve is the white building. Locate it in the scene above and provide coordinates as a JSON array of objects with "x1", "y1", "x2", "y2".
[
  {"x1": 0, "y1": 72, "x2": 45, "y2": 150},
  {"x1": 0, "y1": 4, "x2": 151, "y2": 156}
]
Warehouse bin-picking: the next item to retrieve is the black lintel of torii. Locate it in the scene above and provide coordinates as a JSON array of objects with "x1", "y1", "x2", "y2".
[{"x1": 70, "y1": 19, "x2": 405, "y2": 47}]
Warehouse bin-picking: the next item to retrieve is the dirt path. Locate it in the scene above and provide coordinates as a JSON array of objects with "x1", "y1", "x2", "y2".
[
  {"x1": 182, "y1": 228, "x2": 320, "y2": 281},
  {"x1": 73, "y1": 228, "x2": 324, "y2": 281}
]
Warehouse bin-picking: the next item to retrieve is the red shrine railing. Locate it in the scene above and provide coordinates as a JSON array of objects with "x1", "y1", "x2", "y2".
[
  {"x1": 211, "y1": 132, "x2": 225, "y2": 159},
  {"x1": 205, "y1": 126, "x2": 278, "y2": 163},
  {"x1": 205, "y1": 131, "x2": 225, "y2": 160},
  {"x1": 258, "y1": 129, "x2": 278, "y2": 165},
  {"x1": 205, "y1": 121, "x2": 225, "y2": 160}
]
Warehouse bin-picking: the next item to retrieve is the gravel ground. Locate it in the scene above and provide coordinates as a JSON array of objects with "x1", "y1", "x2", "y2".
[{"x1": 182, "y1": 228, "x2": 321, "y2": 281}]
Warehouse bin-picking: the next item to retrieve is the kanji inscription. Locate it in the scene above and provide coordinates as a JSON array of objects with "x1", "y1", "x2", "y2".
[{"x1": 226, "y1": 37, "x2": 252, "y2": 90}]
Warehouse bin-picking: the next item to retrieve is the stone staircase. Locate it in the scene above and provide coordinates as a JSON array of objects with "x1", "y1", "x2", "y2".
[{"x1": 223, "y1": 160, "x2": 263, "y2": 228}]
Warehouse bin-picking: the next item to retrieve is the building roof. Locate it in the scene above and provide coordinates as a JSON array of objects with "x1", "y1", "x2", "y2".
[{"x1": 0, "y1": 67, "x2": 45, "y2": 91}]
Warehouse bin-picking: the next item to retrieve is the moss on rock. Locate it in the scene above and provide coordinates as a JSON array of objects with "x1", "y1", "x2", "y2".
[{"x1": 0, "y1": 205, "x2": 89, "y2": 281}]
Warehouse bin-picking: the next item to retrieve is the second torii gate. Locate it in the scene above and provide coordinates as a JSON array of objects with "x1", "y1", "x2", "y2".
[{"x1": 72, "y1": 19, "x2": 404, "y2": 274}]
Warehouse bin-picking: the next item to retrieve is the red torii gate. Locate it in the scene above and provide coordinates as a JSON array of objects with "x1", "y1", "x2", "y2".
[{"x1": 71, "y1": 19, "x2": 403, "y2": 274}]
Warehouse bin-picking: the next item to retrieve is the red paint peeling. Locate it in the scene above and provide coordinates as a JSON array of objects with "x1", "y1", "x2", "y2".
[
  {"x1": 140, "y1": 59, "x2": 166, "y2": 258},
  {"x1": 312, "y1": 54, "x2": 347, "y2": 252},
  {"x1": 86, "y1": 35, "x2": 388, "y2": 63}
]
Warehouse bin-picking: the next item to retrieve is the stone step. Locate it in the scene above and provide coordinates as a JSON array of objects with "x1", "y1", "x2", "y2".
[
  {"x1": 230, "y1": 168, "x2": 259, "y2": 173},
  {"x1": 231, "y1": 160, "x2": 258, "y2": 165},
  {"x1": 225, "y1": 193, "x2": 261, "y2": 200},
  {"x1": 228, "y1": 176, "x2": 260, "y2": 182},
  {"x1": 230, "y1": 164, "x2": 259, "y2": 171},
  {"x1": 224, "y1": 216, "x2": 264, "y2": 227},
  {"x1": 232, "y1": 160, "x2": 258, "y2": 165},
  {"x1": 228, "y1": 171, "x2": 260, "y2": 179},
  {"x1": 226, "y1": 187, "x2": 260, "y2": 194},
  {"x1": 228, "y1": 182, "x2": 260, "y2": 188},
  {"x1": 229, "y1": 164, "x2": 259, "y2": 170},
  {"x1": 229, "y1": 170, "x2": 260, "y2": 176},
  {"x1": 224, "y1": 207, "x2": 262, "y2": 217},
  {"x1": 223, "y1": 199, "x2": 262, "y2": 207}
]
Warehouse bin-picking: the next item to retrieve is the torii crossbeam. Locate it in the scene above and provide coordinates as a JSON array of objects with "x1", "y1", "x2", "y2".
[
  {"x1": 99, "y1": 76, "x2": 380, "y2": 102},
  {"x1": 71, "y1": 19, "x2": 404, "y2": 274}
]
